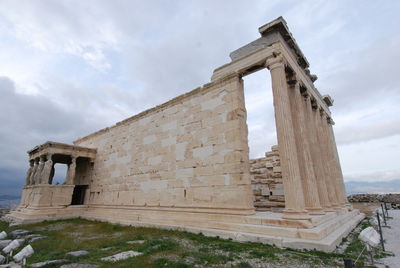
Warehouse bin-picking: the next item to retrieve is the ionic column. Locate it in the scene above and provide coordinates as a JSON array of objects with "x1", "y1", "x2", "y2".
[
  {"x1": 289, "y1": 81, "x2": 324, "y2": 215},
  {"x1": 266, "y1": 55, "x2": 309, "y2": 220},
  {"x1": 326, "y1": 119, "x2": 347, "y2": 207},
  {"x1": 306, "y1": 98, "x2": 332, "y2": 211},
  {"x1": 316, "y1": 109, "x2": 339, "y2": 208},
  {"x1": 40, "y1": 153, "x2": 54, "y2": 185},
  {"x1": 66, "y1": 156, "x2": 77, "y2": 185},
  {"x1": 25, "y1": 160, "x2": 34, "y2": 185}
]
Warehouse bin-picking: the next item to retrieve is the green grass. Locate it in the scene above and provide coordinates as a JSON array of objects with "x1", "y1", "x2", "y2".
[{"x1": 0, "y1": 217, "x2": 386, "y2": 267}]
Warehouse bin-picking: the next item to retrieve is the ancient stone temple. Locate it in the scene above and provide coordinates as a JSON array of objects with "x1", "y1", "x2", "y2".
[{"x1": 7, "y1": 17, "x2": 364, "y2": 252}]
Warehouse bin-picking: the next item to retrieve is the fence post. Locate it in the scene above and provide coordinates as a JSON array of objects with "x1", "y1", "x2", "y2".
[
  {"x1": 376, "y1": 211, "x2": 385, "y2": 251},
  {"x1": 344, "y1": 258, "x2": 353, "y2": 268}
]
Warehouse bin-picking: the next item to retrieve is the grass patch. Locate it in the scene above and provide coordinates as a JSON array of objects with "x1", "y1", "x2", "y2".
[{"x1": 0, "y1": 217, "x2": 384, "y2": 267}]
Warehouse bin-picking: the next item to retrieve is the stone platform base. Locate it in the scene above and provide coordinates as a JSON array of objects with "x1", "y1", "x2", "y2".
[{"x1": 5, "y1": 206, "x2": 364, "y2": 252}]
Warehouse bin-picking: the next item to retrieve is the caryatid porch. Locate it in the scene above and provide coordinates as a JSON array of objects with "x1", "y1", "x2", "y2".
[{"x1": 20, "y1": 141, "x2": 96, "y2": 208}]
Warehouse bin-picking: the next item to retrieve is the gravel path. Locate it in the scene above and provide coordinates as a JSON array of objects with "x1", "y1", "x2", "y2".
[{"x1": 382, "y1": 209, "x2": 400, "y2": 268}]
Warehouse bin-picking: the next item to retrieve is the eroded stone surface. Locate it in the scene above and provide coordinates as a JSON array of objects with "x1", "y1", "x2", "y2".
[
  {"x1": 66, "y1": 250, "x2": 89, "y2": 257},
  {"x1": 126, "y1": 240, "x2": 145, "y2": 245},
  {"x1": 0, "y1": 240, "x2": 11, "y2": 250},
  {"x1": 30, "y1": 259, "x2": 67, "y2": 268},
  {"x1": 100, "y1": 251, "x2": 143, "y2": 262},
  {"x1": 60, "y1": 264, "x2": 99, "y2": 268},
  {"x1": 10, "y1": 230, "x2": 29, "y2": 237}
]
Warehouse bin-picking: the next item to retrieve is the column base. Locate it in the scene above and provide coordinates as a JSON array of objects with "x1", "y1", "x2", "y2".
[
  {"x1": 323, "y1": 206, "x2": 336, "y2": 212},
  {"x1": 306, "y1": 207, "x2": 326, "y2": 215},
  {"x1": 282, "y1": 209, "x2": 311, "y2": 220}
]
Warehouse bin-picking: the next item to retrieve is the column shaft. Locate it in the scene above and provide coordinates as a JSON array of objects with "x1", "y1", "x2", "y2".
[
  {"x1": 266, "y1": 56, "x2": 309, "y2": 219},
  {"x1": 326, "y1": 121, "x2": 347, "y2": 206},
  {"x1": 289, "y1": 83, "x2": 324, "y2": 214},
  {"x1": 308, "y1": 103, "x2": 332, "y2": 210},
  {"x1": 316, "y1": 110, "x2": 339, "y2": 208}
]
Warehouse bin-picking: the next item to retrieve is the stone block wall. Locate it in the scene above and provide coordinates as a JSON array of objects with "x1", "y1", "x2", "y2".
[
  {"x1": 73, "y1": 75, "x2": 254, "y2": 214},
  {"x1": 250, "y1": 145, "x2": 285, "y2": 211}
]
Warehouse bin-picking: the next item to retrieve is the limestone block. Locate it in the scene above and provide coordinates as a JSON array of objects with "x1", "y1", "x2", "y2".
[
  {"x1": 272, "y1": 166, "x2": 282, "y2": 173},
  {"x1": 192, "y1": 146, "x2": 213, "y2": 159},
  {"x1": 193, "y1": 188, "x2": 212, "y2": 202},
  {"x1": 261, "y1": 187, "x2": 271, "y2": 196},
  {"x1": 148, "y1": 155, "x2": 162, "y2": 166},
  {"x1": 201, "y1": 97, "x2": 224, "y2": 111},
  {"x1": 161, "y1": 137, "x2": 176, "y2": 147},
  {"x1": 176, "y1": 168, "x2": 194, "y2": 178},
  {"x1": 161, "y1": 120, "x2": 177, "y2": 132},
  {"x1": 175, "y1": 142, "x2": 188, "y2": 161},
  {"x1": 143, "y1": 135, "x2": 157, "y2": 145}
]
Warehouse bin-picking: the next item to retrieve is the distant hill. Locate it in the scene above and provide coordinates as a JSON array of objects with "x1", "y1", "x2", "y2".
[
  {"x1": 345, "y1": 179, "x2": 400, "y2": 195},
  {"x1": 0, "y1": 194, "x2": 20, "y2": 201}
]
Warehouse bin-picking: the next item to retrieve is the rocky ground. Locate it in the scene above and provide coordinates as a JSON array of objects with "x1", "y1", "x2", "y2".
[
  {"x1": 0, "y1": 215, "x2": 394, "y2": 268},
  {"x1": 348, "y1": 194, "x2": 400, "y2": 207},
  {"x1": 382, "y1": 209, "x2": 400, "y2": 267}
]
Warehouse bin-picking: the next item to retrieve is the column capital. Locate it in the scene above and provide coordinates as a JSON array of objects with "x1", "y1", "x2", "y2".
[{"x1": 265, "y1": 54, "x2": 284, "y2": 70}]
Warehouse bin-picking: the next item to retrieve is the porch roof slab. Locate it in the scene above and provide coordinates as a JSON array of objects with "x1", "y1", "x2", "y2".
[{"x1": 28, "y1": 141, "x2": 97, "y2": 160}]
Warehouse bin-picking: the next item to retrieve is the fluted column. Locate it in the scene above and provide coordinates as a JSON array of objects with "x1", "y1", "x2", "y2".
[
  {"x1": 266, "y1": 55, "x2": 309, "y2": 220},
  {"x1": 289, "y1": 81, "x2": 324, "y2": 215},
  {"x1": 25, "y1": 160, "x2": 34, "y2": 185},
  {"x1": 306, "y1": 97, "x2": 332, "y2": 211},
  {"x1": 66, "y1": 156, "x2": 77, "y2": 185},
  {"x1": 326, "y1": 119, "x2": 347, "y2": 207},
  {"x1": 316, "y1": 109, "x2": 339, "y2": 208}
]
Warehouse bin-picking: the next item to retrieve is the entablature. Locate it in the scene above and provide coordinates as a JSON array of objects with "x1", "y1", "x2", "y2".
[{"x1": 28, "y1": 141, "x2": 97, "y2": 161}]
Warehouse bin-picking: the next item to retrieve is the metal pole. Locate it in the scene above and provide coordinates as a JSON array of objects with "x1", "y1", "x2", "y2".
[
  {"x1": 344, "y1": 258, "x2": 353, "y2": 268},
  {"x1": 376, "y1": 211, "x2": 385, "y2": 251},
  {"x1": 381, "y1": 204, "x2": 388, "y2": 227}
]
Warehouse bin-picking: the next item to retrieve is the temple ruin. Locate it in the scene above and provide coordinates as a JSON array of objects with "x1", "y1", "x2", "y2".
[{"x1": 7, "y1": 17, "x2": 364, "y2": 252}]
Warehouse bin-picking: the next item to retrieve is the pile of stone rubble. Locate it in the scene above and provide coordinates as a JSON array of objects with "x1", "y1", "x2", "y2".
[
  {"x1": 250, "y1": 145, "x2": 285, "y2": 211},
  {"x1": 348, "y1": 193, "x2": 400, "y2": 207},
  {"x1": 0, "y1": 230, "x2": 35, "y2": 268}
]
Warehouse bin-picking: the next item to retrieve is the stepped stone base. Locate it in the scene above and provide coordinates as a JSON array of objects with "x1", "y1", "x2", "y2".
[{"x1": 5, "y1": 206, "x2": 364, "y2": 252}]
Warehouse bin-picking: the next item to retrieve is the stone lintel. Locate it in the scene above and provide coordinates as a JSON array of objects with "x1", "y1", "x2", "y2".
[
  {"x1": 258, "y1": 16, "x2": 309, "y2": 70},
  {"x1": 28, "y1": 141, "x2": 97, "y2": 161}
]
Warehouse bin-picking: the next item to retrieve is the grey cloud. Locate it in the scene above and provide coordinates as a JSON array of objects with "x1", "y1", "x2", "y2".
[
  {"x1": 336, "y1": 118, "x2": 400, "y2": 145},
  {"x1": 319, "y1": 37, "x2": 400, "y2": 112},
  {"x1": 0, "y1": 76, "x2": 101, "y2": 171},
  {"x1": 344, "y1": 168, "x2": 400, "y2": 183}
]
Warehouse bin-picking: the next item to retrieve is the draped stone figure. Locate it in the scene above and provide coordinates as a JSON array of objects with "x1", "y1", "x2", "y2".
[
  {"x1": 34, "y1": 156, "x2": 46, "y2": 184},
  {"x1": 25, "y1": 160, "x2": 34, "y2": 185},
  {"x1": 66, "y1": 156, "x2": 77, "y2": 185},
  {"x1": 29, "y1": 159, "x2": 39, "y2": 185},
  {"x1": 40, "y1": 154, "x2": 54, "y2": 184}
]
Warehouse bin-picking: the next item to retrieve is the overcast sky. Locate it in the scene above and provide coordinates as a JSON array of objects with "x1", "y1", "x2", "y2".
[{"x1": 0, "y1": 0, "x2": 399, "y2": 195}]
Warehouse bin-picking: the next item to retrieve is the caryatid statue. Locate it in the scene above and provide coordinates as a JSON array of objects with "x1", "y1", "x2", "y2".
[
  {"x1": 40, "y1": 153, "x2": 54, "y2": 184},
  {"x1": 66, "y1": 156, "x2": 77, "y2": 185},
  {"x1": 29, "y1": 158, "x2": 39, "y2": 185},
  {"x1": 34, "y1": 155, "x2": 46, "y2": 184},
  {"x1": 25, "y1": 160, "x2": 34, "y2": 185}
]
